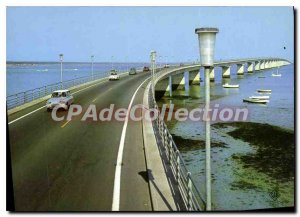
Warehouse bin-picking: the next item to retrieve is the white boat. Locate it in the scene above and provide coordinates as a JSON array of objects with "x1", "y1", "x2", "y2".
[
  {"x1": 249, "y1": 95, "x2": 270, "y2": 100},
  {"x1": 223, "y1": 83, "x2": 239, "y2": 88},
  {"x1": 272, "y1": 67, "x2": 281, "y2": 77},
  {"x1": 257, "y1": 89, "x2": 272, "y2": 93},
  {"x1": 243, "y1": 98, "x2": 269, "y2": 104}
]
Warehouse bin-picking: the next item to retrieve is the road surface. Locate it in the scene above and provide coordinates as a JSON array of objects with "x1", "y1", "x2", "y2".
[{"x1": 8, "y1": 72, "x2": 152, "y2": 211}]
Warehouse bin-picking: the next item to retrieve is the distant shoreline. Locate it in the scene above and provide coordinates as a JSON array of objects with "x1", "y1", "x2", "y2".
[{"x1": 6, "y1": 61, "x2": 149, "y2": 65}]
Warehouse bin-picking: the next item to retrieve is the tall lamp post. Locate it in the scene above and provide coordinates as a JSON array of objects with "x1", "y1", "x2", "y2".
[
  {"x1": 91, "y1": 55, "x2": 94, "y2": 80},
  {"x1": 150, "y1": 50, "x2": 156, "y2": 97},
  {"x1": 59, "y1": 54, "x2": 64, "y2": 89},
  {"x1": 195, "y1": 27, "x2": 218, "y2": 211},
  {"x1": 111, "y1": 56, "x2": 114, "y2": 70}
]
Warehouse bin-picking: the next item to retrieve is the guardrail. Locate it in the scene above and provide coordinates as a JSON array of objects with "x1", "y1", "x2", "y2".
[
  {"x1": 147, "y1": 84, "x2": 206, "y2": 211},
  {"x1": 6, "y1": 69, "x2": 135, "y2": 110}
]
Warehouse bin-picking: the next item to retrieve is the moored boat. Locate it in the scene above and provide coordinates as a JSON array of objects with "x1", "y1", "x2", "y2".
[
  {"x1": 243, "y1": 98, "x2": 269, "y2": 104},
  {"x1": 257, "y1": 89, "x2": 272, "y2": 93},
  {"x1": 249, "y1": 95, "x2": 270, "y2": 100},
  {"x1": 223, "y1": 83, "x2": 239, "y2": 88}
]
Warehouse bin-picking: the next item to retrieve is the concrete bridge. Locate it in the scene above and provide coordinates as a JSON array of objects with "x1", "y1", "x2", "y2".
[
  {"x1": 155, "y1": 58, "x2": 290, "y2": 99},
  {"x1": 7, "y1": 57, "x2": 290, "y2": 211}
]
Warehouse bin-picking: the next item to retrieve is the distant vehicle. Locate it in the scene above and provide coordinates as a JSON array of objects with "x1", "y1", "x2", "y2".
[
  {"x1": 143, "y1": 66, "x2": 150, "y2": 72},
  {"x1": 46, "y1": 90, "x2": 73, "y2": 111},
  {"x1": 129, "y1": 67, "x2": 137, "y2": 75},
  {"x1": 164, "y1": 64, "x2": 170, "y2": 68},
  {"x1": 109, "y1": 69, "x2": 120, "y2": 80}
]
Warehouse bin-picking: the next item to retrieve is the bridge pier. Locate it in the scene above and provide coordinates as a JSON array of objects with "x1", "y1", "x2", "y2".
[
  {"x1": 167, "y1": 76, "x2": 172, "y2": 97},
  {"x1": 260, "y1": 61, "x2": 265, "y2": 70},
  {"x1": 209, "y1": 67, "x2": 215, "y2": 82},
  {"x1": 171, "y1": 71, "x2": 185, "y2": 90},
  {"x1": 247, "y1": 62, "x2": 254, "y2": 73},
  {"x1": 221, "y1": 66, "x2": 230, "y2": 78},
  {"x1": 237, "y1": 64, "x2": 244, "y2": 75},
  {"x1": 189, "y1": 69, "x2": 201, "y2": 85},
  {"x1": 155, "y1": 77, "x2": 169, "y2": 100},
  {"x1": 255, "y1": 61, "x2": 260, "y2": 71}
]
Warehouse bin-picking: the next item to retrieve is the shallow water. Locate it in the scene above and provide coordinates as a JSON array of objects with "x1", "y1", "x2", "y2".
[
  {"x1": 157, "y1": 64, "x2": 294, "y2": 210},
  {"x1": 6, "y1": 62, "x2": 149, "y2": 96}
]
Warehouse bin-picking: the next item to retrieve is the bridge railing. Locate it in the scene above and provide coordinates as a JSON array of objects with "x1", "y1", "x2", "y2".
[
  {"x1": 148, "y1": 85, "x2": 206, "y2": 211},
  {"x1": 6, "y1": 70, "x2": 127, "y2": 110}
]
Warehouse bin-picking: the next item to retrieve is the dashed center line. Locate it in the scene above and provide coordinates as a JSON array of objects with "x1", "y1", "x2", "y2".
[
  {"x1": 61, "y1": 119, "x2": 71, "y2": 128},
  {"x1": 92, "y1": 87, "x2": 113, "y2": 102}
]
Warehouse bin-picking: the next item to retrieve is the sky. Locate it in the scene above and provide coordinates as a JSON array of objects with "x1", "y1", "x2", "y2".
[{"x1": 6, "y1": 6, "x2": 294, "y2": 62}]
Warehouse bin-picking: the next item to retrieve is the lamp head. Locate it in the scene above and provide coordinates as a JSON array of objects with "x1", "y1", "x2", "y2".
[
  {"x1": 150, "y1": 50, "x2": 157, "y2": 62},
  {"x1": 59, "y1": 54, "x2": 64, "y2": 61},
  {"x1": 195, "y1": 27, "x2": 219, "y2": 67}
]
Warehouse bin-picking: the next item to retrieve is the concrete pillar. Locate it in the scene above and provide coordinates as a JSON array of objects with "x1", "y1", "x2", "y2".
[
  {"x1": 272, "y1": 61, "x2": 277, "y2": 68},
  {"x1": 237, "y1": 64, "x2": 244, "y2": 75},
  {"x1": 247, "y1": 62, "x2": 254, "y2": 73},
  {"x1": 209, "y1": 67, "x2": 215, "y2": 82},
  {"x1": 265, "y1": 61, "x2": 270, "y2": 68},
  {"x1": 166, "y1": 76, "x2": 172, "y2": 97},
  {"x1": 171, "y1": 71, "x2": 185, "y2": 90},
  {"x1": 260, "y1": 61, "x2": 265, "y2": 70},
  {"x1": 184, "y1": 71, "x2": 189, "y2": 96},
  {"x1": 255, "y1": 61, "x2": 260, "y2": 71},
  {"x1": 221, "y1": 66, "x2": 230, "y2": 78},
  {"x1": 155, "y1": 77, "x2": 169, "y2": 100},
  {"x1": 189, "y1": 69, "x2": 201, "y2": 85}
]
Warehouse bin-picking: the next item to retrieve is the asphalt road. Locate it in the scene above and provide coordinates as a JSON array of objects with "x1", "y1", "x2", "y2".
[{"x1": 8, "y1": 72, "x2": 152, "y2": 211}]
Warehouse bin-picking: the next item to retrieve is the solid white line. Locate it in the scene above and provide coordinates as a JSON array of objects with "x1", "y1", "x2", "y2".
[
  {"x1": 8, "y1": 106, "x2": 46, "y2": 125},
  {"x1": 8, "y1": 79, "x2": 108, "y2": 125},
  {"x1": 112, "y1": 77, "x2": 150, "y2": 211}
]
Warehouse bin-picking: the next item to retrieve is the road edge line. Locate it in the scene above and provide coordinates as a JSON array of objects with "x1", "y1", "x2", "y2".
[{"x1": 111, "y1": 77, "x2": 150, "y2": 211}]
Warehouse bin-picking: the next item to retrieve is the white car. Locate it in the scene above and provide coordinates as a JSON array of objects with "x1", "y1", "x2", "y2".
[
  {"x1": 46, "y1": 90, "x2": 74, "y2": 111},
  {"x1": 109, "y1": 70, "x2": 120, "y2": 80}
]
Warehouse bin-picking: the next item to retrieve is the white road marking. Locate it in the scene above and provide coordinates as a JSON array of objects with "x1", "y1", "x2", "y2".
[
  {"x1": 8, "y1": 79, "x2": 108, "y2": 125},
  {"x1": 92, "y1": 87, "x2": 112, "y2": 102},
  {"x1": 112, "y1": 77, "x2": 150, "y2": 211},
  {"x1": 8, "y1": 106, "x2": 46, "y2": 125}
]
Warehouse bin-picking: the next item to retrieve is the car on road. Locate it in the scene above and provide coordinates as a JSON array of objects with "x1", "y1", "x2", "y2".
[
  {"x1": 109, "y1": 69, "x2": 120, "y2": 80},
  {"x1": 46, "y1": 90, "x2": 73, "y2": 111},
  {"x1": 129, "y1": 67, "x2": 137, "y2": 75},
  {"x1": 164, "y1": 64, "x2": 170, "y2": 68},
  {"x1": 143, "y1": 66, "x2": 150, "y2": 72}
]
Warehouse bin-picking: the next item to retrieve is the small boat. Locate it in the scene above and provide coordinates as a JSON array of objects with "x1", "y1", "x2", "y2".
[
  {"x1": 257, "y1": 89, "x2": 272, "y2": 93},
  {"x1": 249, "y1": 95, "x2": 270, "y2": 100},
  {"x1": 243, "y1": 98, "x2": 269, "y2": 104},
  {"x1": 223, "y1": 83, "x2": 239, "y2": 88},
  {"x1": 258, "y1": 76, "x2": 266, "y2": 78},
  {"x1": 272, "y1": 67, "x2": 281, "y2": 77}
]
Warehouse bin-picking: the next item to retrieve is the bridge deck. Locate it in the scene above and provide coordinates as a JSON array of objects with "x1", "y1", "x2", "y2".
[{"x1": 8, "y1": 72, "x2": 153, "y2": 211}]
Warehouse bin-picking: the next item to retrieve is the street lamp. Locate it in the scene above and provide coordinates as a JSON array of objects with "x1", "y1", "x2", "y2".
[
  {"x1": 111, "y1": 56, "x2": 114, "y2": 70},
  {"x1": 91, "y1": 55, "x2": 94, "y2": 80},
  {"x1": 150, "y1": 50, "x2": 156, "y2": 97},
  {"x1": 195, "y1": 27, "x2": 219, "y2": 211},
  {"x1": 59, "y1": 54, "x2": 64, "y2": 89}
]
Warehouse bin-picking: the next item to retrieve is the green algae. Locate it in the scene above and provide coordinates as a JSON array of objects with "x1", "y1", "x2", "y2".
[{"x1": 213, "y1": 122, "x2": 295, "y2": 182}]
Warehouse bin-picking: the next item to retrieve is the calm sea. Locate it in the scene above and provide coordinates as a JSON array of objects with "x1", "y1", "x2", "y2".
[
  {"x1": 158, "y1": 64, "x2": 294, "y2": 210},
  {"x1": 6, "y1": 62, "x2": 150, "y2": 96}
]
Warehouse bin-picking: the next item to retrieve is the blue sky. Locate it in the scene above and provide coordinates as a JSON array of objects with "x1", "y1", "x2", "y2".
[{"x1": 7, "y1": 6, "x2": 294, "y2": 62}]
